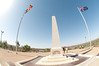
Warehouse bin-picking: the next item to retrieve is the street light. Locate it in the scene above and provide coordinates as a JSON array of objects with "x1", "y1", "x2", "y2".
[
  {"x1": 1, "y1": 31, "x2": 4, "y2": 43},
  {"x1": 16, "y1": 4, "x2": 33, "y2": 54}
]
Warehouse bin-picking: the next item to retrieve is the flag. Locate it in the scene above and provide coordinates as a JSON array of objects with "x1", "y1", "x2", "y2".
[
  {"x1": 25, "y1": 4, "x2": 33, "y2": 14},
  {"x1": 80, "y1": 6, "x2": 88, "y2": 12}
]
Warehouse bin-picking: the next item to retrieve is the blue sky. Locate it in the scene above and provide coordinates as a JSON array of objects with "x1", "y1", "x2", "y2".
[{"x1": 0, "y1": 0, "x2": 99, "y2": 48}]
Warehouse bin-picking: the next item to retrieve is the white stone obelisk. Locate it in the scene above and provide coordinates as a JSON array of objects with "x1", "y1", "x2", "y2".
[
  {"x1": 36, "y1": 16, "x2": 79, "y2": 65},
  {"x1": 51, "y1": 16, "x2": 63, "y2": 55},
  {"x1": 52, "y1": 16, "x2": 60, "y2": 47}
]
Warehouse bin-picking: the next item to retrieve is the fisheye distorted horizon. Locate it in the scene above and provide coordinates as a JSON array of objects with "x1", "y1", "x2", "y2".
[{"x1": 0, "y1": 0, "x2": 99, "y2": 48}]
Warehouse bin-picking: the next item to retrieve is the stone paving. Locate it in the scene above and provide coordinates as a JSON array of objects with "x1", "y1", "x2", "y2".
[{"x1": 21, "y1": 56, "x2": 89, "y2": 66}]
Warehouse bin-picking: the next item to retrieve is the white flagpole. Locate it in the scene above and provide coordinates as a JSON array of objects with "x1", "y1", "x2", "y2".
[
  {"x1": 77, "y1": 7, "x2": 92, "y2": 49},
  {"x1": 16, "y1": 4, "x2": 33, "y2": 54},
  {"x1": 16, "y1": 12, "x2": 25, "y2": 54}
]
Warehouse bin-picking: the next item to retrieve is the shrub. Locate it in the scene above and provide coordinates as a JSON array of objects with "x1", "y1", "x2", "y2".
[{"x1": 22, "y1": 44, "x2": 31, "y2": 52}]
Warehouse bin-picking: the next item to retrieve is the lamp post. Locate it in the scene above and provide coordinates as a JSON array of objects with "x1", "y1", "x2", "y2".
[
  {"x1": 77, "y1": 7, "x2": 92, "y2": 49},
  {"x1": 16, "y1": 4, "x2": 33, "y2": 54},
  {"x1": 1, "y1": 31, "x2": 4, "y2": 43}
]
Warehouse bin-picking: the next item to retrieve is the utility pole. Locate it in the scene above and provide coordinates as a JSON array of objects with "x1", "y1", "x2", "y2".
[{"x1": 1, "y1": 31, "x2": 4, "y2": 43}]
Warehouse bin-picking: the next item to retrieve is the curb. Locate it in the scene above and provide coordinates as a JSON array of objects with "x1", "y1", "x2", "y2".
[{"x1": 15, "y1": 56, "x2": 38, "y2": 66}]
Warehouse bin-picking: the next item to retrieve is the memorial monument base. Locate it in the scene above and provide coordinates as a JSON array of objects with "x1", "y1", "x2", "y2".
[
  {"x1": 36, "y1": 54, "x2": 79, "y2": 65},
  {"x1": 36, "y1": 47, "x2": 79, "y2": 65},
  {"x1": 51, "y1": 47, "x2": 63, "y2": 55}
]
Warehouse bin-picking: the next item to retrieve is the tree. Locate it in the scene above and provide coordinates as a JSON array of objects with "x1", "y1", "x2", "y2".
[
  {"x1": 22, "y1": 44, "x2": 31, "y2": 52},
  {"x1": 44, "y1": 48, "x2": 50, "y2": 52},
  {"x1": 8, "y1": 45, "x2": 13, "y2": 51},
  {"x1": 0, "y1": 41, "x2": 2, "y2": 47},
  {"x1": 2, "y1": 41, "x2": 8, "y2": 49}
]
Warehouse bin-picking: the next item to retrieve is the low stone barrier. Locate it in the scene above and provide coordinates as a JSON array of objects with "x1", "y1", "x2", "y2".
[
  {"x1": 79, "y1": 47, "x2": 93, "y2": 54},
  {"x1": 15, "y1": 56, "x2": 38, "y2": 66}
]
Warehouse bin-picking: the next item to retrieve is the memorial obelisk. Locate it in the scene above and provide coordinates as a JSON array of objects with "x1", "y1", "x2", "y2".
[
  {"x1": 36, "y1": 16, "x2": 78, "y2": 65},
  {"x1": 51, "y1": 16, "x2": 63, "y2": 55}
]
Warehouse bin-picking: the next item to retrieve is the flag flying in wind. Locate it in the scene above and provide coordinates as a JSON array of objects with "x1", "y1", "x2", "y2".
[
  {"x1": 80, "y1": 6, "x2": 88, "y2": 12},
  {"x1": 25, "y1": 4, "x2": 33, "y2": 14}
]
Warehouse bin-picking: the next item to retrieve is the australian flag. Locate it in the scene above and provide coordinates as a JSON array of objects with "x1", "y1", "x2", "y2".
[{"x1": 80, "y1": 6, "x2": 88, "y2": 12}]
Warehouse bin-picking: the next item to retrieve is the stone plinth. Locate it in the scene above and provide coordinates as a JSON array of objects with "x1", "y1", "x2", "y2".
[
  {"x1": 36, "y1": 55, "x2": 79, "y2": 65},
  {"x1": 51, "y1": 47, "x2": 63, "y2": 55}
]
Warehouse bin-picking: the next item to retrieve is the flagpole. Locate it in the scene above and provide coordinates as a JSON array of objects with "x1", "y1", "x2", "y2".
[
  {"x1": 77, "y1": 7, "x2": 92, "y2": 49},
  {"x1": 15, "y1": 4, "x2": 33, "y2": 54},
  {"x1": 16, "y1": 12, "x2": 25, "y2": 54}
]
